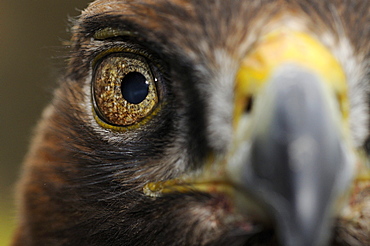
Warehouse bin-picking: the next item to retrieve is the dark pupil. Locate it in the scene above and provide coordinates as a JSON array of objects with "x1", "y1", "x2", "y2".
[{"x1": 121, "y1": 72, "x2": 149, "y2": 104}]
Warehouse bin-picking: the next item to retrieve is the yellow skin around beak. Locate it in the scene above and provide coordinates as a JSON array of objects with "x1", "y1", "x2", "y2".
[
  {"x1": 143, "y1": 29, "x2": 370, "y2": 246},
  {"x1": 234, "y1": 28, "x2": 370, "y2": 197},
  {"x1": 234, "y1": 29, "x2": 349, "y2": 131},
  {"x1": 144, "y1": 29, "x2": 354, "y2": 195}
]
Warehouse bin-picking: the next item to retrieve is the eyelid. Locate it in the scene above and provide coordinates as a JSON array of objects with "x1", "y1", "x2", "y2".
[
  {"x1": 91, "y1": 43, "x2": 166, "y2": 74},
  {"x1": 93, "y1": 27, "x2": 139, "y2": 40},
  {"x1": 92, "y1": 45, "x2": 151, "y2": 68}
]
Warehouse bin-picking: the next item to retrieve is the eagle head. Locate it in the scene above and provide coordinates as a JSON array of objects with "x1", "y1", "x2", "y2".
[{"x1": 13, "y1": 1, "x2": 370, "y2": 246}]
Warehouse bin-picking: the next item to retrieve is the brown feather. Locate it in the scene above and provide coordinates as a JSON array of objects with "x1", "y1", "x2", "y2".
[{"x1": 13, "y1": 1, "x2": 369, "y2": 245}]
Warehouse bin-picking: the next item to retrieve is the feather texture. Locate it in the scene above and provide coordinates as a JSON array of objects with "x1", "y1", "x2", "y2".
[{"x1": 13, "y1": 1, "x2": 369, "y2": 245}]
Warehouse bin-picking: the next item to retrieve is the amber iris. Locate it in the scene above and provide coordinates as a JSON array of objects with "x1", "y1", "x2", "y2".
[{"x1": 93, "y1": 53, "x2": 158, "y2": 126}]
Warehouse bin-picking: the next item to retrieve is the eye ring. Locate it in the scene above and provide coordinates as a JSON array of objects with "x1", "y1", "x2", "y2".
[{"x1": 92, "y1": 53, "x2": 159, "y2": 128}]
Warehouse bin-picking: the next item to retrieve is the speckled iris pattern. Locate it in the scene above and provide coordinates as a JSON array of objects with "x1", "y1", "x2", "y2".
[{"x1": 93, "y1": 53, "x2": 158, "y2": 126}]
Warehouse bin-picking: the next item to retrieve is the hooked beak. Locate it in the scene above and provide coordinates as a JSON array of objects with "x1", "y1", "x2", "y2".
[
  {"x1": 144, "y1": 30, "x2": 359, "y2": 246},
  {"x1": 234, "y1": 65, "x2": 353, "y2": 246},
  {"x1": 230, "y1": 30, "x2": 356, "y2": 246}
]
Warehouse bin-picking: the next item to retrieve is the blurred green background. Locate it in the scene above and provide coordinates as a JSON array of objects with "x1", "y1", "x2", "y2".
[{"x1": 0, "y1": 1, "x2": 91, "y2": 244}]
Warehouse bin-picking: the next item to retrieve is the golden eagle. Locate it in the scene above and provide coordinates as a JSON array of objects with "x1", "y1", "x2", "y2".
[{"x1": 13, "y1": 1, "x2": 370, "y2": 245}]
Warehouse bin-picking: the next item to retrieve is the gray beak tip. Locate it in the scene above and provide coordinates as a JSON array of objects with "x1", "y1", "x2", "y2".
[{"x1": 237, "y1": 66, "x2": 354, "y2": 246}]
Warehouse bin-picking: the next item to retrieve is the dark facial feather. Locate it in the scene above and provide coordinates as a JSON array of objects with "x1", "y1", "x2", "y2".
[{"x1": 13, "y1": 1, "x2": 369, "y2": 245}]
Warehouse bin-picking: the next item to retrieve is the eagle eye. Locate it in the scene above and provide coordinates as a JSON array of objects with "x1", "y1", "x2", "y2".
[{"x1": 92, "y1": 53, "x2": 159, "y2": 127}]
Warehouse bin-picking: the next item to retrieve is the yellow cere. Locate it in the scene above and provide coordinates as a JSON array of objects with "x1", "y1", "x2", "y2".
[{"x1": 235, "y1": 29, "x2": 349, "y2": 125}]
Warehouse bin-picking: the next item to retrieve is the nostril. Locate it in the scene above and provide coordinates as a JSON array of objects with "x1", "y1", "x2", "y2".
[
  {"x1": 336, "y1": 93, "x2": 343, "y2": 113},
  {"x1": 244, "y1": 95, "x2": 254, "y2": 113},
  {"x1": 364, "y1": 137, "x2": 370, "y2": 156}
]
